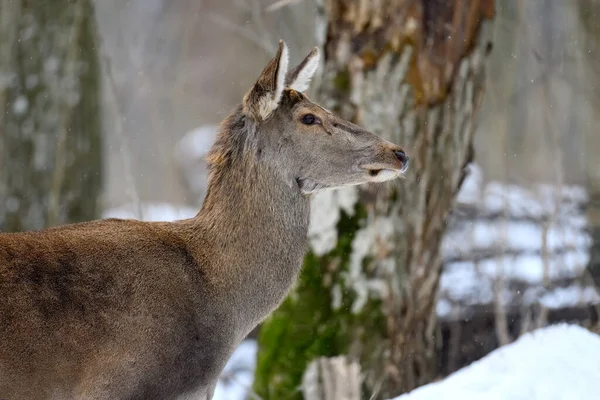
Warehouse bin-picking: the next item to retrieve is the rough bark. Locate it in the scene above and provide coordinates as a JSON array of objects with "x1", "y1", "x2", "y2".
[
  {"x1": 0, "y1": 0, "x2": 102, "y2": 232},
  {"x1": 578, "y1": 0, "x2": 600, "y2": 291},
  {"x1": 254, "y1": 1, "x2": 495, "y2": 399}
]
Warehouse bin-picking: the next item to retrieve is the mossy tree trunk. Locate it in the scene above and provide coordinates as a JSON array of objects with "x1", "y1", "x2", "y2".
[
  {"x1": 0, "y1": 0, "x2": 102, "y2": 232},
  {"x1": 577, "y1": 0, "x2": 600, "y2": 291},
  {"x1": 254, "y1": 1, "x2": 495, "y2": 399}
]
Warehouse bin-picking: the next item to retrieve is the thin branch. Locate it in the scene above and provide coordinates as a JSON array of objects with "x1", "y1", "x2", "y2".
[
  {"x1": 534, "y1": 304, "x2": 549, "y2": 331},
  {"x1": 96, "y1": 25, "x2": 143, "y2": 220},
  {"x1": 493, "y1": 197, "x2": 512, "y2": 346},
  {"x1": 368, "y1": 374, "x2": 385, "y2": 400},
  {"x1": 170, "y1": 0, "x2": 203, "y2": 129},
  {"x1": 48, "y1": 0, "x2": 86, "y2": 226},
  {"x1": 518, "y1": 303, "x2": 532, "y2": 337},
  {"x1": 249, "y1": 0, "x2": 274, "y2": 47},
  {"x1": 208, "y1": 12, "x2": 275, "y2": 54},
  {"x1": 265, "y1": 0, "x2": 304, "y2": 13}
]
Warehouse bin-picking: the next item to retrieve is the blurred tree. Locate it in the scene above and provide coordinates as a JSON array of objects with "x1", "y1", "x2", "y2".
[
  {"x1": 578, "y1": 0, "x2": 600, "y2": 292},
  {"x1": 0, "y1": 0, "x2": 102, "y2": 232},
  {"x1": 254, "y1": 0, "x2": 495, "y2": 399}
]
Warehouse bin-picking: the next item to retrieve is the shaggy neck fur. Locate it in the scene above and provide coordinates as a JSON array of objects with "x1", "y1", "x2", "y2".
[{"x1": 193, "y1": 106, "x2": 310, "y2": 334}]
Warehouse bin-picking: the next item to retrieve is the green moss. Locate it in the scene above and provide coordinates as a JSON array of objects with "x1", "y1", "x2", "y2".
[
  {"x1": 333, "y1": 68, "x2": 351, "y2": 93},
  {"x1": 253, "y1": 202, "x2": 389, "y2": 399}
]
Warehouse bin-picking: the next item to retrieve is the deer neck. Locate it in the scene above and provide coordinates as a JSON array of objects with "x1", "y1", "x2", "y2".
[{"x1": 194, "y1": 145, "x2": 310, "y2": 330}]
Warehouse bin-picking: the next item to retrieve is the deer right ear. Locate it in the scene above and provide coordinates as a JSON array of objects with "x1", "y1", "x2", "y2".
[
  {"x1": 285, "y1": 47, "x2": 320, "y2": 92},
  {"x1": 243, "y1": 40, "x2": 289, "y2": 121}
]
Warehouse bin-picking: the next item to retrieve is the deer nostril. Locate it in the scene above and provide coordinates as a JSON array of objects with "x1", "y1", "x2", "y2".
[{"x1": 394, "y1": 150, "x2": 409, "y2": 166}]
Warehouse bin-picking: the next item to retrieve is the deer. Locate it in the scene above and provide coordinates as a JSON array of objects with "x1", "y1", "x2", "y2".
[{"x1": 0, "y1": 40, "x2": 409, "y2": 400}]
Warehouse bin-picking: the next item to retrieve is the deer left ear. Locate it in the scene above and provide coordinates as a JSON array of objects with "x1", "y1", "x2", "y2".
[
  {"x1": 285, "y1": 47, "x2": 320, "y2": 92},
  {"x1": 243, "y1": 40, "x2": 289, "y2": 121}
]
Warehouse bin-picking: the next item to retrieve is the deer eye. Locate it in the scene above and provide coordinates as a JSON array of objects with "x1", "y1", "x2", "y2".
[{"x1": 301, "y1": 114, "x2": 319, "y2": 125}]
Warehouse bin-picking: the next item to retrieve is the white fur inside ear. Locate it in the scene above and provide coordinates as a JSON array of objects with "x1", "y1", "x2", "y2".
[
  {"x1": 275, "y1": 42, "x2": 289, "y2": 103},
  {"x1": 289, "y1": 49, "x2": 320, "y2": 92},
  {"x1": 257, "y1": 42, "x2": 289, "y2": 120}
]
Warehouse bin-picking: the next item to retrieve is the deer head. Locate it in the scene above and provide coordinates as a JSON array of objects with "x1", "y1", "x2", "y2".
[{"x1": 239, "y1": 40, "x2": 409, "y2": 194}]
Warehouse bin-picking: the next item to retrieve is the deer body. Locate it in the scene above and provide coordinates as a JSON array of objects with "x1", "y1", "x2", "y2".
[{"x1": 0, "y1": 41, "x2": 408, "y2": 399}]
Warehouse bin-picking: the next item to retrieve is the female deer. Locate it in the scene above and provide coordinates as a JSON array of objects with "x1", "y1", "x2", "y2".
[{"x1": 0, "y1": 41, "x2": 408, "y2": 399}]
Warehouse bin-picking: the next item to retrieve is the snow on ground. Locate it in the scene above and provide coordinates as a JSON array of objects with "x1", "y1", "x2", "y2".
[{"x1": 393, "y1": 324, "x2": 600, "y2": 400}]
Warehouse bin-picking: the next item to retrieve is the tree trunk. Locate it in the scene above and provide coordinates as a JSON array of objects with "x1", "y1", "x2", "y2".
[
  {"x1": 0, "y1": 0, "x2": 102, "y2": 232},
  {"x1": 577, "y1": 0, "x2": 600, "y2": 292},
  {"x1": 254, "y1": 1, "x2": 495, "y2": 399}
]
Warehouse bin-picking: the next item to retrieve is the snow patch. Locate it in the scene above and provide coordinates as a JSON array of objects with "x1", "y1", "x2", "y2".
[
  {"x1": 213, "y1": 340, "x2": 258, "y2": 400},
  {"x1": 393, "y1": 324, "x2": 600, "y2": 400},
  {"x1": 308, "y1": 186, "x2": 358, "y2": 256},
  {"x1": 12, "y1": 95, "x2": 28, "y2": 116},
  {"x1": 346, "y1": 216, "x2": 395, "y2": 313},
  {"x1": 539, "y1": 286, "x2": 600, "y2": 309}
]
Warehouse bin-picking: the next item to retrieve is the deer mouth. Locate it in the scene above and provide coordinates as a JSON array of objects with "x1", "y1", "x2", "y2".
[
  {"x1": 360, "y1": 164, "x2": 404, "y2": 183},
  {"x1": 365, "y1": 168, "x2": 401, "y2": 182}
]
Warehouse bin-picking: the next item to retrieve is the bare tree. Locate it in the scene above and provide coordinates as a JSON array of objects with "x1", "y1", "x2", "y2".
[
  {"x1": 253, "y1": 1, "x2": 495, "y2": 399},
  {"x1": 578, "y1": 0, "x2": 600, "y2": 293},
  {"x1": 0, "y1": 0, "x2": 102, "y2": 232}
]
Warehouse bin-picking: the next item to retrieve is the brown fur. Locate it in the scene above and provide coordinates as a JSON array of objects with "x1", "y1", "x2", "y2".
[{"x1": 0, "y1": 41, "x2": 408, "y2": 399}]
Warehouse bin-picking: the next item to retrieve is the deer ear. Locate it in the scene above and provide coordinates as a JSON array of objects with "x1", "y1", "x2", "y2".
[
  {"x1": 285, "y1": 47, "x2": 320, "y2": 92},
  {"x1": 243, "y1": 40, "x2": 289, "y2": 121}
]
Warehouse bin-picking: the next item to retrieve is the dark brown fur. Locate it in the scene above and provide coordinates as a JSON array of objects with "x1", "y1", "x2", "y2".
[{"x1": 0, "y1": 41, "x2": 407, "y2": 399}]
